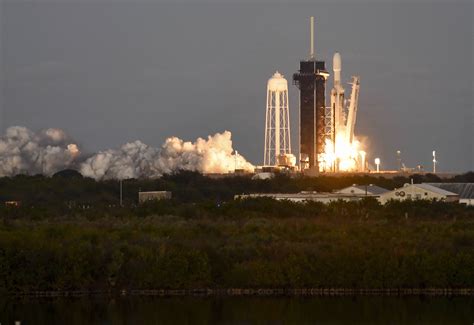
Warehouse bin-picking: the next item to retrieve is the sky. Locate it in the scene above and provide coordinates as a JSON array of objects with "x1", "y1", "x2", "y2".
[{"x1": 0, "y1": 0, "x2": 472, "y2": 172}]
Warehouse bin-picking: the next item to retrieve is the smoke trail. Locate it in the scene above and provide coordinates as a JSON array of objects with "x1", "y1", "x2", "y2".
[
  {"x1": 0, "y1": 126, "x2": 80, "y2": 176},
  {"x1": 80, "y1": 131, "x2": 254, "y2": 180}
]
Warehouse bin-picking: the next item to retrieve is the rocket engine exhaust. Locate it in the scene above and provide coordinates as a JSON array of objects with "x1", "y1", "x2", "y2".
[
  {"x1": 0, "y1": 126, "x2": 80, "y2": 176},
  {"x1": 0, "y1": 127, "x2": 254, "y2": 180}
]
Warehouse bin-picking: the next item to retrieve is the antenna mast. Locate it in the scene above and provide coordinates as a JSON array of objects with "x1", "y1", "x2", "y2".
[{"x1": 310, "y1": 16, "x2": 315, "y2": 59}]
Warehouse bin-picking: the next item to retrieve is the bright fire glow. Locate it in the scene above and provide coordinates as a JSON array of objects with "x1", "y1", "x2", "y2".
[{"x1": 319, "y1": 134, "x2": 366, "y2": 172}]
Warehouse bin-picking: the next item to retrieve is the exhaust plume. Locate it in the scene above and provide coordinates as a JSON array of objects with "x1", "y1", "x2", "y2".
[
  {"x1": 0, "y1": 126, "x2": 254, "y2": 179},
  {"x1": 80, "y1": 131, "x2": 254, "y2": 180},
  {"x1": 0, "y1": 126, "x2": 79, "y2": 176}
]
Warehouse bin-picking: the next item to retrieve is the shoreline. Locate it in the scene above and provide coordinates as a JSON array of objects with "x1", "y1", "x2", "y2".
[{"x1": 8, "y1": 288, "x2": 474, "y2": 298}]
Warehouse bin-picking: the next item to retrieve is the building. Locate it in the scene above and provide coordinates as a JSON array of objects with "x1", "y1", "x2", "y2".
[
  {"x1": 335, "y1": 184, "x2": 389, "y2": 197},
  {"x1": 138, "y1": 191, "x2": 172, "y2": 204},
  {"x1": 252, "y1": 172, "x2": 274, "y2": 180},
  {"x1": 378, "y1": 183, "x2": 459, "y2": 204},
  {"x1": 235, "y1": 191, "x2": 377, "y2": 203},
  {"x1": 5, "y1": 201, "x2": 21, "y2": 207},
  {"x1": 427, "y1": 183, "x2": 474, "y2": 206},
  {"x1": 293, "y1": 17, "x2": 329, "y2": 171}
]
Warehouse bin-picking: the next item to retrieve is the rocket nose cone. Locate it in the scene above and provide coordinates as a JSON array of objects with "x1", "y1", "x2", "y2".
[{"x1": 333, "y1": 52, "x2": 342, "y2": 72}]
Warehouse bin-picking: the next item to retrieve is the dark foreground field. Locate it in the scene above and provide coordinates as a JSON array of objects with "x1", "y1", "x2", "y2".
[
  {"x1": 1, "y1": 172, "x2": 473, "y2": 294},
  {"x1": 2, "y1": 296, "x2": 474, "y2": 325},
  {"x1": 1, "y1": 196, "x2": 473, "y2": 294}
]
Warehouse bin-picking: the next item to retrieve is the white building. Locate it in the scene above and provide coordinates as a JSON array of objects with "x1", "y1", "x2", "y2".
[
  {"x1": 427, "y1": 183, "x2": 474, "y2": 206},
  {"x1": 235, "y1": 191, "x2": 377, "y2": 204},
  {"x1": 378, "y1": 183, "x2": 459, "y2": 204},
  {"x1": 252, "y1": 172, "x2": 274, "y2": 180},
  {"x1": 336, "y1": 184, "x2": 389, "y2": 197},
  {"x1": 138, "y1": 191, "x2": 172, "y2": 204}
]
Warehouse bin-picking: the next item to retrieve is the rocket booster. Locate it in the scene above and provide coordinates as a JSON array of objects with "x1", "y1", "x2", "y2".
[
  {"x1": 333, "y1": 52, "x2": 342, "y2": 87},
  {"x1": 331, "y1": 52, "x2": 345, "y2": 136},
  {"x1": 326, "y1": 50, "x2": 362, "y2": 172},
  {"x1": 330, "y1": 51, "x2": 361, "y2": 146}
]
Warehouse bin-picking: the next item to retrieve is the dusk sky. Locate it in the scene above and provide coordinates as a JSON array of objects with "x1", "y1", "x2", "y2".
[{"x1": 1, "y1": 0, "x2": 472, "y2": 172}]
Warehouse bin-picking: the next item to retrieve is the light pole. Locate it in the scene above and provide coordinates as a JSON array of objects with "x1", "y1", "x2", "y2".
[
  {"x1": 397, "y1": 150, "x2": 401, "y2": 171},
  {"x1": 432, "y1": 150, "x2": 437, "y2": 173},
  {"x1": 120, "y1": 179, "x2": 123, "y2": 207}
]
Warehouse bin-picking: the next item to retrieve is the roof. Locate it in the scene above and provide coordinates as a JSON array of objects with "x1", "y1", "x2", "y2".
[
  {"x1": 426, "y1": 183, "x2": 474, "y2": 199},
  {"x1": 236, "y1": 192, "x2": 378, "y2": 200},
  {"x1": 336, "y1": 185, "x2": 389, "y2": 195},
  {"x1": 411, "y1": 183, "x2": 458, "y2": 196},
  {"x1": 139, "y1": 191, "x2": 171, "y2": 194},
  {"x1": 352, "y1": 185, "x2": 389, "y2": 195}
]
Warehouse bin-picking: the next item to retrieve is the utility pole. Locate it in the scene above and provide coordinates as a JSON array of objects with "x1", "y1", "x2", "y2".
[
  {"x1": 120, "y1": 179, "x2": 123, "y2": 207},
  {"x1": 0, "y1": 21, "x2": 4, "y2": 136}
]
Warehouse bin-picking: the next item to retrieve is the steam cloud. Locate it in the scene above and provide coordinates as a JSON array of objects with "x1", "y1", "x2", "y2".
[
  {"x1": 0, "y1": 126, "x2": 254, "y2": 179},
  {"x1": 0, "y1": 126, "x2": 79, "y2": 176}
]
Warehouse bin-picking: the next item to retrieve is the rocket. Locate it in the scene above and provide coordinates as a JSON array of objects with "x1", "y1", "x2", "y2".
[
  {"x1": 329, "y1": 52, "x2": 361, "y2": 163},
  {"x1": 333, "y1": 52, "x2": 342, "y2": 88},
  {"x1": 330, "y1": 52, "x2": 346, "y2": 142}
]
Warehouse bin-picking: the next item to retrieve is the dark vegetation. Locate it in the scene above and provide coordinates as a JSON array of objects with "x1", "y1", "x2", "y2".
[
  {"x1": 1, "y1": 170, "x2": 473, "y2": 206},
  {"x1": 0, "y1": 171, "x2": 473, "y2": 294}
]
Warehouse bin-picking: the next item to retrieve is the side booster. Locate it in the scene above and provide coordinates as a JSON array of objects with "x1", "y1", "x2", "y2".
[{"x1": 330, "y1": 52, "x2": 361, "y2": 146}]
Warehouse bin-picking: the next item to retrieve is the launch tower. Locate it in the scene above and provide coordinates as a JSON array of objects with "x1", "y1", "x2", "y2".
[{"x1": 293, "y1": 17, "x2": 329, "y2": 171}]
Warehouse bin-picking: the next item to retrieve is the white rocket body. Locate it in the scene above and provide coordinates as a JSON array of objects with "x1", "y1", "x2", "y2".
[
  {"x1": 330, "y1": 52, "x2": 346, "y2": 140},
  {"x1": 329, "y1": 52, "x2": 361, "y2": 172},
  {"x1": 333, "y1": 52, "x2": 342, "y2": 87}
]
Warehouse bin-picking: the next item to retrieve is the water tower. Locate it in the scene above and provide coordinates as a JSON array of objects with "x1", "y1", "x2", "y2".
[{"x1": 264, "y1": 71, "x2": 291, "y2": 166}]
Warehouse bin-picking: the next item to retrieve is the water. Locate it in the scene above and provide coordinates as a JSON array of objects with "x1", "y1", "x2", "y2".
[{"x1": 1, "y1": 296, "x2": 473, "y2": 324}]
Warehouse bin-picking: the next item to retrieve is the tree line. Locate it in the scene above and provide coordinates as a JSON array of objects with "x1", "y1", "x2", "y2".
[
  {"x1": 0, "y1": 170, "x2": 472, "y2": 207},
  {"x1": 0, "y1": 197, "x2": 473, "y2": 293}
]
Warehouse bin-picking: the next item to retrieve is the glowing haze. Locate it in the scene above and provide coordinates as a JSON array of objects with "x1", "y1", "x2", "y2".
[{"x1": 0, "y1": 127, "x2": 254, "y2": 180}]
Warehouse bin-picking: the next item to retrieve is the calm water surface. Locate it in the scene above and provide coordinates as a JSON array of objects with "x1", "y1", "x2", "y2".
[{"x1": 1, "y1": 296, "x2": 473, "y2": 324}]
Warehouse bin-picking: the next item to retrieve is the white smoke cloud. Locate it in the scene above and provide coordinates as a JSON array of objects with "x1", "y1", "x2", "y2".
[
  {"x1": 0, "y1": 126, "x2": 254, "y2": 179},
  {"x1": 0, "y1": 126, "x2": 79, "y2": 176},
  {"x1": 80, "y1": 131, "x2": 254, "y2": 180}
]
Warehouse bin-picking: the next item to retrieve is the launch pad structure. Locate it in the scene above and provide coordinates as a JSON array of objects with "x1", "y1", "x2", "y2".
[
  {"x1": 258, "y1": 16, "x2": 365, "y2": 175},
  {"x1": 293, "y1": 17, "x2": 329, "y2": 172},
  {"x1": 293, "y1": 17, "x2": 363, "y2": 174}
]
